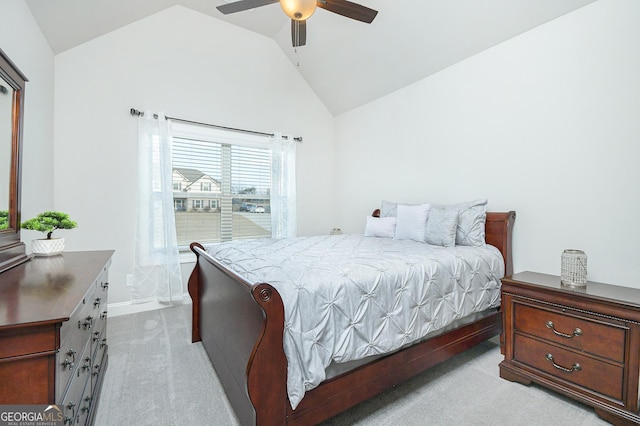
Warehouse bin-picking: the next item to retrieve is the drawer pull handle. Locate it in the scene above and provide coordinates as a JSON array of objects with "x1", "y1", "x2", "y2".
[
  {"x1": 546, "y1": 321, "x2": 582, "y2": 338},
  {"x1": 545, "y1": 353, "x2": 582, "y2": 373},
  {"x1": 81, "y1": 396, "x2": 93, "y2": 412},
  {"x1": 83, "y1": 316, "x2": 94, "y2": 329}
]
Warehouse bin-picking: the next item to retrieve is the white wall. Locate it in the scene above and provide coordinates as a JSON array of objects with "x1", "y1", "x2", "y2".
[
  {"x1": 333, "y1": 0, "x2": 640, "y2": 288},
  {"x1": 0, "y1": 0, "x2": 54, "y2": 224},
  {"x1": 53, "y1": 6, "x2": 335, "y2": 304}
]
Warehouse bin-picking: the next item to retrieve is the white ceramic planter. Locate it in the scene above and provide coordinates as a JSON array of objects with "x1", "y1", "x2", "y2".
[{"x1": 31, "y1": 237, "x2": 65, "y2": 256}]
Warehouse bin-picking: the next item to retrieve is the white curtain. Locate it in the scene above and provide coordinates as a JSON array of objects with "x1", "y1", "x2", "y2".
[
  {"x1": 131, "y1": 112, "x2": 183, "y2": 303},
  {"x1": 270, "y1": 132, "x2": 297, "y2": 239}
]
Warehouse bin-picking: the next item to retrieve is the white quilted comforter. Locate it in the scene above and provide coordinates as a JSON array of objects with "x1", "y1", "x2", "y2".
[{"x1": 205, "y1": 234, "x2": 504, "y2": 408}]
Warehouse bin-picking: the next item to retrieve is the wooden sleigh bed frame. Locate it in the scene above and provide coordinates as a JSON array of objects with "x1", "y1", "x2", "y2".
[{"x1": 188, "y1": 211, "x2": 515, "y2": 425}]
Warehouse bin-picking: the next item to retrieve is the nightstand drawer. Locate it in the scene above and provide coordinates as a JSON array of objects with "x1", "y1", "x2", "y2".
[
  {"x1": 514, "y1": 302, "x2": 626, "y2": 362},
  {"x1": 514, "y1": 334, "x2": 624, "y2": 401}
]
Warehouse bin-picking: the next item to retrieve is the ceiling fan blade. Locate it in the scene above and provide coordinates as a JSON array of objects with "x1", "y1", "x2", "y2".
[
  {"x1": 317, "y1": 0, "x2": 378, "y2": 24},
  {"x1": 291, "y1": 19, "x2": 307, "y2": 47},
  {"x1": 217, "y1": 0, "x2": 279, "y2": 14}
]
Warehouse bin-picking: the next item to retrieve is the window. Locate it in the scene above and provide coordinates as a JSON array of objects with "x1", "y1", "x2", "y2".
[
  {"x1": 171, "y1": 128, "x2": 272, "y2": 246},
  {"x1": 173, "y1": 182, "x2": 182, "y2": 191},
  {"x1": 174, "y1": 199, "x2": 185, "y2": 211}
]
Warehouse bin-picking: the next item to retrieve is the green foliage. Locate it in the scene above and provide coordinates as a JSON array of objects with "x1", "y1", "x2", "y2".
[
  {"x1": 21, "y1": 211, "x2": 77, "y2": 239},
  {"x1": 0, "y1": 210, "x2": 7, "y2": 230}
]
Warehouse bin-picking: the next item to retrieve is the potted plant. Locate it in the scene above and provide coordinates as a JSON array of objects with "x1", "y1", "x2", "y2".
[{"x1": 21, "y1": 211, "x2": 77, "y2": 256}]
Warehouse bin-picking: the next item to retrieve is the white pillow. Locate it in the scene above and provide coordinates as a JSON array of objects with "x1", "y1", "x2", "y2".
[
  {"x1": 364, "y1": 216, "x2": 397, "y2": 238},
  {"x1": 394, "y1": 204, "x2": 430, "y2": 242}
]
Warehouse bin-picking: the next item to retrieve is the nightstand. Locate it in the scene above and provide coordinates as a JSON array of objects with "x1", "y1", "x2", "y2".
[{"x1": 500, "y1": 272, "x2": 640, "y2": 426}]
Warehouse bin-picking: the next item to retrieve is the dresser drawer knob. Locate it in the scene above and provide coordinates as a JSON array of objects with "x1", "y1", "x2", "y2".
[
  {"x1": 546, "y1": 321, "x2": 582, "y2": 338},
  {"x1": 545, "y1": 353, "x2": 582, "y2": 373}
]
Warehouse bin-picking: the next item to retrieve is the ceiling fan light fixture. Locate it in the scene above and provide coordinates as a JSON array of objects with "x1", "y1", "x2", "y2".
[{"x1": 280, "y1": 0, "x2": 317, "y2": 21}]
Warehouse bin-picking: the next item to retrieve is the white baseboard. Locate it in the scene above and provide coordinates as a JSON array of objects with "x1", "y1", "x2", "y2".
[{"x1": 107, "y1": 293, "x2": 192, "y2": 317}]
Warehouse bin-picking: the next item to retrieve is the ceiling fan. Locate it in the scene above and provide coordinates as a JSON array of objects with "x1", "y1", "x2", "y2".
[{"x1": 217, "y1": 0, "x2": 378, "y2": 47}]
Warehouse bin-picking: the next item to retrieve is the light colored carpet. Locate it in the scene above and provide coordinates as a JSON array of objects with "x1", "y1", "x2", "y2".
[{"x1": 95, "y1": 304, "x2": 609, "y2": 426}]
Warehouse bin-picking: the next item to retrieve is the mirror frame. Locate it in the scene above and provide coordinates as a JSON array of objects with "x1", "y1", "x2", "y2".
[{"x1": 0, "y1": 48, "x2": 30, "y2": 273}]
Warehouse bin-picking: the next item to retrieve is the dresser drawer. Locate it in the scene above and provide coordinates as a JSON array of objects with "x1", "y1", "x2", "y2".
[
  {"x1": 514, "y1": 334, "x2": 624, "y2": 401},
  {"x1": 91, "y1": 308, "x2": 107, "y2": 355},
  {"x1": 0, "y1": 354, "x2": 54, "y2": 403},
  {"x1": 60, "y1": 340, "x2": 92, "y2": 425},
  {"x1": 58, "y1": 285, "x2": 98, "y2": 401},
  {"x1": 75, "y1": 379, "x2": 93, "y2": 426},
  {"x1": 91, "y1": 342, "x2": 108, "y2": 394},
  {"x1": 514, "y1": 302, "x2": 626, "y2": 362},
  {"x1": 0, "y1": 325, "x2": 57, "y2": 359}
]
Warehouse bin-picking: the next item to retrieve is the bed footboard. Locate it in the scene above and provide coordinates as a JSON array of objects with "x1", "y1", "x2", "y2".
[{"x1": 188, "y1": 243, "x2": 288, "y2": 425}]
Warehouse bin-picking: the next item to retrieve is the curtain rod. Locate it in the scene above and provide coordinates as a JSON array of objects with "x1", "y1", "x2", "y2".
[{"x1": 129, "y1": 108, "x2": 302, "y2": 142}]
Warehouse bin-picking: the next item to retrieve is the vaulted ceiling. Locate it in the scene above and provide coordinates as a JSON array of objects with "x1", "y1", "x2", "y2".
[{"x1": 25, "y1": 0, "x2": 596, "y2": 115}]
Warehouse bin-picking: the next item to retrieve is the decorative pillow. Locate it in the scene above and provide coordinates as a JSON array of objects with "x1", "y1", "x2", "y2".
[
  {"x1": 380, "y1": 200, "x2": 398, "y2": 218},
  {"x1": 380, "y1": 198, "x2": 487, "y2": 246},
  {"x1": 394, "y1": 204, "x2": 430, "y2": 242},
  {"x1": 364, "y1": 216, "x2": 397, "y2": 238},
  {"x1": 445, "y1": 199, "x2": 487, "y2": 246},
  {"x1": 424, "y1": 206, "x2": 458, "y2": 247}
]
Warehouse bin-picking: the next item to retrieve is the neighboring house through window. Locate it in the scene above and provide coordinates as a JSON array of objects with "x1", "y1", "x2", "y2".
[{"x1": 171, "y1": 124, "x2": 273, "y2": 247}]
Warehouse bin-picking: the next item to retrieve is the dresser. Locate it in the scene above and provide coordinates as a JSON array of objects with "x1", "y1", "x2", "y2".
[
  {"x1": 500, "y1": 271, "x2": 640, "y2": 425},
  {"x1": 0, "y1": 250, "x2": 114, "y2": 425}
]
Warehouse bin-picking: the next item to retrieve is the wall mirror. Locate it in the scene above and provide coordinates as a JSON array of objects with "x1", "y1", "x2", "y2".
[{"x1": 0, "y1": 48, "x2": 29, "y2": 274}]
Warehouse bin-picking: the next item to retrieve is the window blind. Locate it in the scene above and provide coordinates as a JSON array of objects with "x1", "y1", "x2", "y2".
[{"x1": 172, "y1": 136, "x2": 272, "y2": 246}]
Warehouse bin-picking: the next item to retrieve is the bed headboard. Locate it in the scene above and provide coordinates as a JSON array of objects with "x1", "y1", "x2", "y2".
[
  {"x1": 372, "y1": 209, "x2": 515, "y2": 277},
  {"x1": 485, "y1": 211, "x2": 516, "y2": 277}
]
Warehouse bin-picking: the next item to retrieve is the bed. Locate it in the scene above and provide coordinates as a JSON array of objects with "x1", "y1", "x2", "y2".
[{"x1": 188, "y1": 209, "x2": 515, "y2": 425}]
